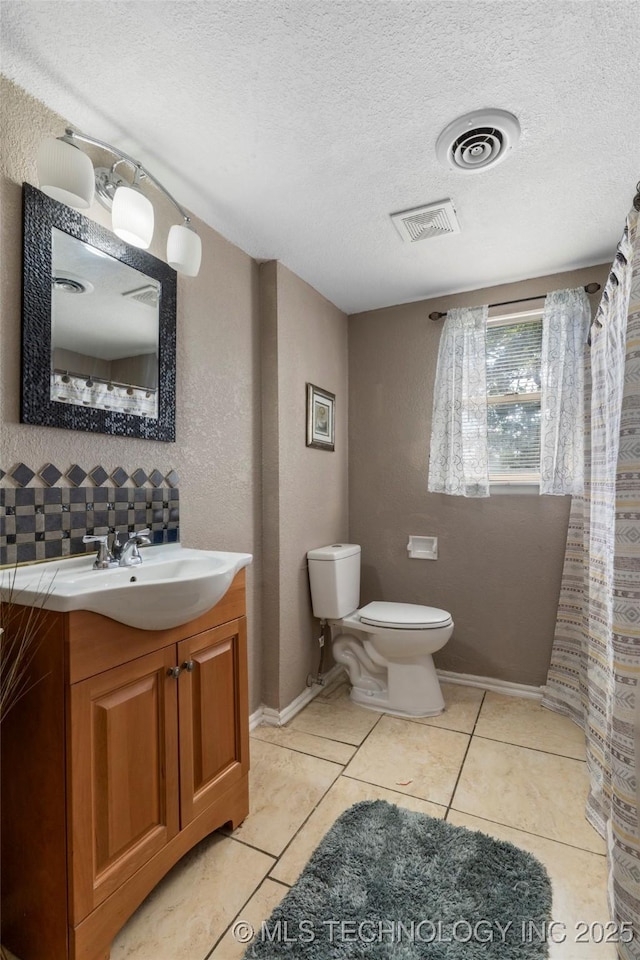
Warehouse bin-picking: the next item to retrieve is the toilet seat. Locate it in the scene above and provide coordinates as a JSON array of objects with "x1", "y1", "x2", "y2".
[{"x1": 358, "y1": 601, "x2": 452, "y2": 630}]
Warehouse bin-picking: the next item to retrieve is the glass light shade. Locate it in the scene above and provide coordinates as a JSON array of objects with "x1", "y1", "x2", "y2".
[
  {"x1": 37, "y1": 137, "x2": 95, "y2": 208},
  {"x1": 167, "y1": 223, "x2": 202, "y2": 276},
  {"x1": 111, "y1": 185, "x2": 154, "y2": 248}
]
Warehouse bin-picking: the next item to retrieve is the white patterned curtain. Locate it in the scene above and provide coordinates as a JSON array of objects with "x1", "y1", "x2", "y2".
[
  {"x1": 543, "y1": 207, "x2": 640, "y2": 958},
  {"x1": 428, "y1": 305, "x2": 489, "y2": 497},
  {"x1": 51, "y1": 372, "x2": 158, "y2": 418},
  {"x1": 540, "y1": 287, "x2": 591, "y2": 495}
]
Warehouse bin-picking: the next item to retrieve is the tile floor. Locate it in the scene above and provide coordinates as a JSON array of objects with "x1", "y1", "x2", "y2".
[{"x1": 4, "y1": 679, "x2": 615, "y2": 960}]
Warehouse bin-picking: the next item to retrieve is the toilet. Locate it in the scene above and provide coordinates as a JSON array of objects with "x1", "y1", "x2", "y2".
[{"x1": 307, "y1": 543, "x2": 453, "y2": 718}]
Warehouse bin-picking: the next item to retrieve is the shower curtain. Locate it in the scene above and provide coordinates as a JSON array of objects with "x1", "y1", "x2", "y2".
[{"x1": 543, "y1": 207, "x2": 640, "y2": 957}]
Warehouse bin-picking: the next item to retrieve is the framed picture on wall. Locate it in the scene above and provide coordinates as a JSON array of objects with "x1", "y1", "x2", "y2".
[{"x1": 306, "y1": 383, "x2": 335, "y2": 451}]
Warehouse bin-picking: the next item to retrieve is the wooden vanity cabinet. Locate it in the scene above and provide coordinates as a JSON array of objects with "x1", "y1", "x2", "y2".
[{"x1": 1, "y1": 569, "x2": 249, "y2": 960}]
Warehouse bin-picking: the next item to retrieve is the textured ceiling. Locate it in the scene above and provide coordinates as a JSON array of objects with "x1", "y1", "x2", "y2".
[{"x1": 2, "y1": 1, "x2": 639, "y2": 314}]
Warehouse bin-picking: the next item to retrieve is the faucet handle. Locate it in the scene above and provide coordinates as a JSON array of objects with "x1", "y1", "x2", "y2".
[
  {"x1": 117, "y1": 528, "x2": 151, "y2": 567},
  {"x1": 82, "y1": 534, "x2": 114, "y2": 569},
  {"x1": 130, "y1": 528, "x2": 151, "y2": 541}
]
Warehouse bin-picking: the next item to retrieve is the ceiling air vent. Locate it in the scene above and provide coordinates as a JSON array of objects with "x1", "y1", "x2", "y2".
[
  {"x1": 391, "y1": 199, "x2": 460, "y2": 244},
  {"x1": 51, "y1": 276, "x2": 88, "y2": 294},
  {"x1": 122, "y1": 284, "x2": 159, "y2": 307},
  {"x1": 436, "y1": 109, "x2": 520, "y2": 173}
]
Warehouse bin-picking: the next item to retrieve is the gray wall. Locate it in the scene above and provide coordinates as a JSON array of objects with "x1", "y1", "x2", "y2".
[
  {"x1": 261, "y1": 262, "x2": 348, "y2": 709},
  {"x1": 2, "y1": 74, "x2": 614, "y2": 702},
  {"x1": 1, "y1": 77, "x2": 348, "y2": 715},
  {"x1": 348, "y1": 264, "x2": 610, "y2": 686},
  {"x1": 1, "y1": 77, "x2": 264, "y2": 710}
]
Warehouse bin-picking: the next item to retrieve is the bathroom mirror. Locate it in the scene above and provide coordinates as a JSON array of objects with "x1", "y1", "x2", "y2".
[{"x1": 21, "y1": 183, "x2": 177, "y2": 441}]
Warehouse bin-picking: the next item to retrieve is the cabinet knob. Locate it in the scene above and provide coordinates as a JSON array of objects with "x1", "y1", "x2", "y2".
[
  {"x1": 167, "y1": 666, "x2": 181, "y2": 680},
  {"x1": 182, "y1": 660, "x2": 195, "y2": 673}
]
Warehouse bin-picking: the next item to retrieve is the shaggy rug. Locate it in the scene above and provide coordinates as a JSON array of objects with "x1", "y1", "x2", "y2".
[{"x1": 243, "y1": 800, "x2": 552, "y2": 958}]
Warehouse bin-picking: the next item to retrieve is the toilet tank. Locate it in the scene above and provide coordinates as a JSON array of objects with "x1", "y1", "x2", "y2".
[{"x1": 307, "y1": 544, "x2": 361, "y2": 619}]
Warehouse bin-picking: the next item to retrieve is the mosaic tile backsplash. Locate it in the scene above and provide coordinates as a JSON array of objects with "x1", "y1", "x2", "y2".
[{"x1": 0, "y1": 464, "x2": 179, "y2": 567}]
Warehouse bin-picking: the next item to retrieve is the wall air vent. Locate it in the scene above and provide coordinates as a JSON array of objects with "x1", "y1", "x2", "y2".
[
  {"x1": 390, "y1": 199, "x2": 460, "y2": 244},
  {"x1": 436, "y1": 109, "x2": 520, "y2": 173}
]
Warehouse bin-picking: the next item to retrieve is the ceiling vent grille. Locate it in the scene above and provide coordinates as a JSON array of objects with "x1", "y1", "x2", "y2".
[
  {"x1": 436, "y1": 109, "x2": 520, "y2": 173},
  {"x1": 391, "y1": 199, "x2": 460, "y2": 243},
  {"x1": 122, "y1": 284, "x2": 159, "y2": 307},
  {"x1": 52, "y1": 276, "x2": 87, "y2": 294}
]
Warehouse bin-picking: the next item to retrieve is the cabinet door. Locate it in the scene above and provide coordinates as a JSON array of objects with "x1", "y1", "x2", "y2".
[
  {"x1": 68, "y1": 646, "x2": 180, "y2": 922},
  {"x1": 178, "y1": 618, "x2": 249, "y2": 826}
]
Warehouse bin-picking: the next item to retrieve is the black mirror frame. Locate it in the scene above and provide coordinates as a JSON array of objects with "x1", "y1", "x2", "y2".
[{"x1": 21, "y1": 182, "x2": 177, "y2": 441}]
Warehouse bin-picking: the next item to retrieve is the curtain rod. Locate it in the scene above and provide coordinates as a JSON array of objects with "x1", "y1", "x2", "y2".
[{"x1": 428, "y1": 282, "x2": 602, "y2": 322}]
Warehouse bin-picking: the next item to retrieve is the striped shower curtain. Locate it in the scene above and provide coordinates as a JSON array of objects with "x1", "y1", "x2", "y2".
[{"x1": 544, "y1": 206, "x2": 640, "y2": 957}]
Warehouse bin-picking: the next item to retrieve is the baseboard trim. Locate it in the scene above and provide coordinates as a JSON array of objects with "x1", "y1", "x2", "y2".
[
  {"x1": 249, "y1": 706, "x2": 264, "y2": 731},
  {"x1": 250, "y1": 664, "x2": 344, "y2": 729},
  {"x1": 249, "y1": 666, "x2": 542, "y2": 730},
  {"x1": 436, "y1": 669, "x2": 543, "y2": 700}
]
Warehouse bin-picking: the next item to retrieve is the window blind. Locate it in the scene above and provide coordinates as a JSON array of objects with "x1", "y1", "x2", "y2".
[
  {"x1": 486, "y1": 317, "x2": 542, "y2": 480},
  {"x1": 488, "y1": 400, "x2": 541, "y2": 477},
  {"x1": 486, "y1": 319, "x2": 542, "y2": 396}
]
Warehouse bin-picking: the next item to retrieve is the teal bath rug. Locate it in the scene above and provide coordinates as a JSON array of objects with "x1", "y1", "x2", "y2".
[{"x1": 243, "y1": 800, "x2": 552, "y2": 958}]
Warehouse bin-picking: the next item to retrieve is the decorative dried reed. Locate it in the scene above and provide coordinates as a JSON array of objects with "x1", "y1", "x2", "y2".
[{"x1": 0, "y1": 566, "x2": 55, "y2": 724}]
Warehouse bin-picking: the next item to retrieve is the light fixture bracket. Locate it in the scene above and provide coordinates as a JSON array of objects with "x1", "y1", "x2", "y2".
[{"x1": 94, "y1": 167, "x2": 129, "y2": 211}]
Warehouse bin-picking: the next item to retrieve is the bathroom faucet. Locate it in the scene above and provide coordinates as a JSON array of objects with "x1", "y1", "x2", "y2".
[
  {"x1": 83, "y1": 534, "x2": 116, "y2": 569},
  {"x1": 113, "y1": 529, "x2": 152, "y2": 566},
  {"x1": 83, "y1": 529, "x2": 151, "y2": 569}
]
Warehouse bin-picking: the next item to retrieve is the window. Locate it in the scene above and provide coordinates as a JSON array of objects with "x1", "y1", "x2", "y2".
[{"x1": 486, "y1": 312, "x2": 543, "y2": 483}]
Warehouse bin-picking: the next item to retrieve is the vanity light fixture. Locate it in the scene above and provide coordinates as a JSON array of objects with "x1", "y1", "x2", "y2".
[
  {"x1": 110, "y1": 170, "x2": 154, "y2": 249},
  {"x1": 36, "y1": 129, "x2": 202, "y2": 276}
]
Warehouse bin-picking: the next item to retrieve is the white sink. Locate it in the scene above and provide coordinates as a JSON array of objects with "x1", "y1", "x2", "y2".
[{"x1": 1, "y1": 544, "x2": 253, "y2": 630}]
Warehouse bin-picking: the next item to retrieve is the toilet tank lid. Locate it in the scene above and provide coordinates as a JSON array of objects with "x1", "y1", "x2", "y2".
[
  {"x1": 359, "y1": 601, "x2": 452, "y2": 629},
  {"x1": 307, "y1": 544, "x2": 361, "y2": 561}
]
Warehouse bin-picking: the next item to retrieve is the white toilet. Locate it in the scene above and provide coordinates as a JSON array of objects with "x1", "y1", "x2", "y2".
[{"x1": 307, "y1": 543, "x2": 453, "y2": 718}]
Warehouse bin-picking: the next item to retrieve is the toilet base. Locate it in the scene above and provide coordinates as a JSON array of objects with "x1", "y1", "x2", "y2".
[
  {"x1": 349, "y1": 656, "x2": 445, "y2": 718},
  {"x1": 349, "y1": 687, "x2": 445, "y2": 719}
]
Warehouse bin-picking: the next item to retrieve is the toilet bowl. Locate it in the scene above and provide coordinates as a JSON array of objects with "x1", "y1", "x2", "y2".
[
  {"x1": 330, "y1": 602, "x2": 453, "y2": 717},
  {"x1": 307, "y1": 544, "x2": 453, "y2": 718}
]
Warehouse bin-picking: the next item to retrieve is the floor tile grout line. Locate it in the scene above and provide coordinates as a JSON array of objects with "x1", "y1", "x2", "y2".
[
  {"x1": 287, "y1": 733, "x2": 363, "y2": 747},
  {"x1": 220, "y1": 694, "x2": 504, "y2": 955},
  {"x1": 206, "y1": 876, "x2": 292, "y2": 960},
  {"x1": 392, "y1": 719, "x2": 482, "y2": 737},
  {"x1": 195, "y1": 688, "x2": 594, "y2": 958},
  {"x1": 445, "y1": 691, "x2": 487, "y2": 818},
  {"x1": 444, "y1": 695, "x2": 602, "y2": 857},
  {"x1": 395, "y1": 711, "x2": 485, "y2": 738},
  {"x1": 266, "y1": 712, "x2": 386, "y2": 879},
  {"x1": 202, "y1": 871, "x2": 278, "y2": 960},
  {"x1": 265, "y1": 764, "x2": 345, "y2": 875},
  {"x1": 203, "y1": 824, "x2": 299, "y2": 959},
  {"x1": 471, "y1": 731, "x2": 588, "y2": 763},
  {"x1": 446, "y1": 806, "x2": 607, "y2": 858},
  {"x1": 339, "y1": 710, "x2": 389, "y2": 779},
  {"x1": 338, "y1": 771, "x2": 450, "y2": 811},
  {"x1": 250, "y1": 734, "x2": 355, "y2": 764},
  {"x1": 279, "y1": 722, "x2": 371, "y2": 747},
  {"x1": 230, "y1": 710, "x2": 380, "y2": 889},
  {"x1": 224, "y1": 765, "x2": 344, "y2": 868},
  {"x1": 219, "y1": 831, "x2": 284, "y2": 859},
  {"x1": 248, "y1": 737, "x2": 346, "y2": 773},
  {"x1": 268, "y1": 876, "x2": 293, "y2": 889}
]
